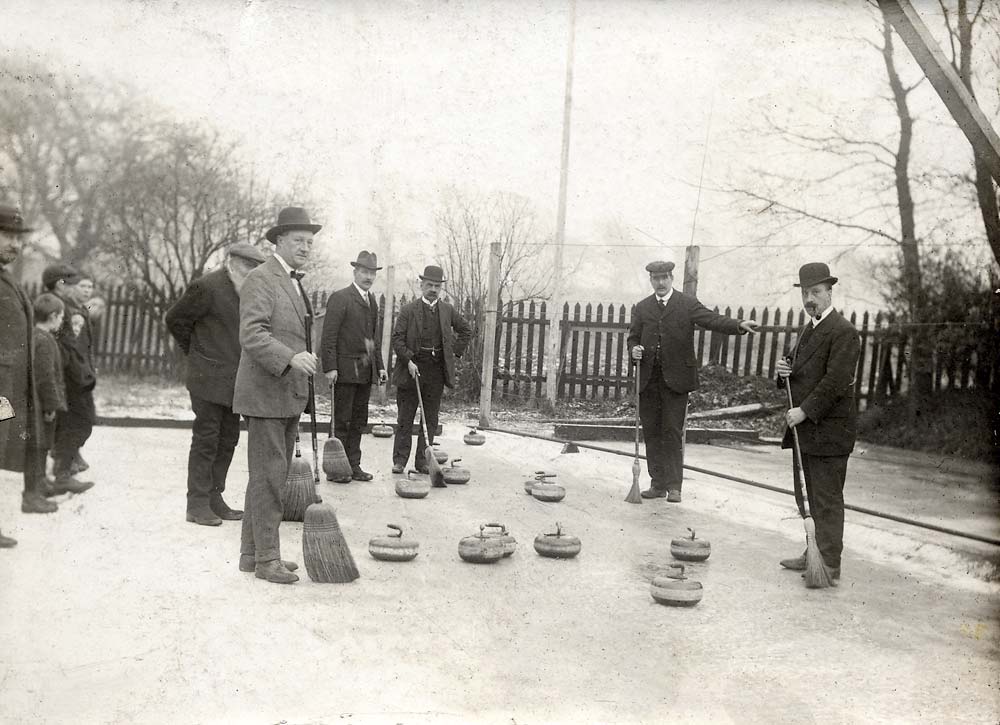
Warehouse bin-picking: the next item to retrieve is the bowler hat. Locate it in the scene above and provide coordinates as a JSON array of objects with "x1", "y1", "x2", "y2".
[
  {"x1": 42, "y1": 263, "x2": 81, "y2": 289},
  {"x1": 0, "y1": 204, "x2": 32, "y2": 234},
  {"x1": 794, "y1": 262, "x2": 838, "y2": 288},
  {"x1": 227, "y1": 243, "x2": 267, "y2": 265},
  {"x1": 418, "y1": 265, "x2": 446, "y2": 283},
  {"x1": 645, "y1": 260, "x2": 675, "y2": 275},
  {"x1": 350, "y1": 250, "x2": 382, "y2": 271},
  {"x1": 265, "y1": 207, "x2": 322, "y2": 244}
]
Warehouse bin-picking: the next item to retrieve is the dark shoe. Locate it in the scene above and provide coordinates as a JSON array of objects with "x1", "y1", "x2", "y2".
[
  {"x1": 255, "y1": 559, "x2": 299, "y2": 584},
  {"x1": 239, "y1": 554, "x2": 298, "y2": 572},
  {"x1": 391, "y1": 463, "x2": 405, "y2": 474},
  {"x1": 209, "y1": 495, "x2": 244, "y2": 521},
  {"x1": 666, "y1": 490, "x2": 682, "y2": 503},
  {"x1": 72, "y1": 452, "x2": 90, "y2": 473},
  {"x1": 640, "y1": 488, "x2": 667, "y2": 499},
  {"x1": 351, "y1": 468, "x2": 374, "y2": 481},
  {"x1": 332, "y1": 475, "x2": 352, "y2": 483},
  {"x1": 50, "y1": 476, "x2": 95, "y2": 495},
  {"x1": 0, "y1": 531, "x2": 17, "y2": 548},
  {"x1": 22, "y1": 492, "x2": 58, "y2": 514},
  {"x1": 41, "y1": 476, "x2": 59, "y2": 497},
  {"x1": 186, "y1": 508, "x2": 222, "y2": 526},
  {"x1": 780, "y1": 554, "x2": 807, "y2": 571}
]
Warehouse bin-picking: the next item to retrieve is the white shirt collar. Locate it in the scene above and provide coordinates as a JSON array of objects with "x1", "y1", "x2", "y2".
[
  {"x1": 422, "y1": 297, "x2": 438, "y2": 309},
  {"x1": 655, "y1": 288, "x2": 673, "y2": 304},
  {"x1": 273, "y1": 253, "x2": 294, "y2": 276},
  {"x1": 353, "y1": 283, "x2": 370, "y2": 300},
  {"x1": 811, "y1": 306, "x2": 834, "y2": 327}
]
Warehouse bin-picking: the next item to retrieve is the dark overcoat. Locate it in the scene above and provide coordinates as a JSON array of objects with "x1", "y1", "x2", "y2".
[
  {"x1": 626, "y1": 290, "x2": 743, "y2": 394},
  {"x1": 56, "y1": 295, "x2": 96, "y2": 393},
  {"x1": 319, "y1": 285, "x2": 385, "y2": 384},
  {"x1": 33, "y1": 328, "x2": 67, "y2": 414},
  {"x1": 780, "y1": 310, "x2": 860, "y2": 456},
  {"x1": 165, "y1": 267, "x2": 243, "y2": 406},
  {"x1": 0, "y1": 267, "x2": 42, "y2": 471},
  {"x1": 390, "y1": 298, "x2": 472, "y2": 389}
]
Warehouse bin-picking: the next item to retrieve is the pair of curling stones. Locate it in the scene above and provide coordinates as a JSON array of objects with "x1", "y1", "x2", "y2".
[
  {"x1": 650, "y1": 529, "x2": 711, "y2": 607},
  {"x1": 395, "y1": 460, "x2": 472, "y2": 499},
  {"x1": 523, "y1": 472, "x2": 565, "y2": 502},
  {"x1": 458, "y1": 523, "x2": 516, "y2": 563}
]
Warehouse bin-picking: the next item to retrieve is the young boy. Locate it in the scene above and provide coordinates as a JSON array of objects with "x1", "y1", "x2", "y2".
[{"x1": 33, "y1": 293, "x2": 93, "y2": 496}]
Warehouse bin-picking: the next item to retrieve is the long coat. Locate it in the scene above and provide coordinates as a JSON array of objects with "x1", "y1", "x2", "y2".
[
  {"x1": 165, "y1": 267, "x2": 243, "y2": 406},
  {"x1": 56, "y1": 295, "x2": 96, "y2": 394},
  {"x1": 0, "y1": 266, "x2": 42, "y2": 471},
  {"x1": 626, "y1": 290, "x2": 743, "y2": 394},
  {"x1": 780, "y1": 310, "x2": 860, "y2": 456},
  {"x1": 390, "y1": 298, "x2": 472, "y2": 389},
  {"x1": 233, "y1": 256, "x2": 311, "y2": 419},
  {"x1": 319, "y1": 285, "x2": 385, "y2": 384},
  {"x1": 33, "y1": 328, "x2": 67, "y2": 414}
]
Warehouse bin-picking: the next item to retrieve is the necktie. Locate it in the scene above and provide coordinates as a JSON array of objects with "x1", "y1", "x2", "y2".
[
  {"x1": 289, "y1": 270, "x2": 312, "y2": 314},
  {"x1": 658, "y1": 298, "x2": 666, "y2": 309}
]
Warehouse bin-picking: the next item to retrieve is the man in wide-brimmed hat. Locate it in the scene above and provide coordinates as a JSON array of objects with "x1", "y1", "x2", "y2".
[
  {"x1": 390, "y1": 264, "x2": 472, "y2": 475},
  {"x1": 628, "y1": 260, "x2": 759, "y2": 503},
  {"x1": 320, "y1": 251, "x2": 388, "y2": 482},
  {"x1": 166, "y1": 243, "x2": 267, "y2": 526},
  {"x1": 233, "y1": 207, "x2": 322, "y2": 584},
  {"x1": 776, "y1": 262, "x2": 860, "y2": 584},
  {"x1": 0, "y1": 203, "x2": 57, "y2": 533}
]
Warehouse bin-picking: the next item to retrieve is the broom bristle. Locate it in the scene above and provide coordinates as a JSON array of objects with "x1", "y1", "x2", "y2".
[
  {"x1": 625, "y1": 458, "x2": 643, "y2": 504},
  {"x1": 427, "y1": 447, "x2": 446, "y2": 487},
  {"x1": 282, "y1": 458, "x2": 316, "y2": 522},
  {"x1": 322, "y1": 438, "x2": 353, "y2": 480},
  {"x1": 802, "y1": 517, "x2": 835, "y2": 589},
  {"x1": 303, "y1": 502, "x2": 360, "y2": 583}
]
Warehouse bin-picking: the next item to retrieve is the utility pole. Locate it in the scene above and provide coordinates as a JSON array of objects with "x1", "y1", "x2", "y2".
[
  {"x1": 546, "y1": 0, "x2": 576, "y2": 407},
  {"x1": 479, "y1": 241, "x2": 502, "y2": 428},
  {"x1": 684, "y1": 98, "x2": 712, "y2": 298},
  {"x1": 682, "y1": 245, "x2": 700, "y2": 296},
  {"x1": 378, "y1": 231, "x2": 394, "y2": 406}
]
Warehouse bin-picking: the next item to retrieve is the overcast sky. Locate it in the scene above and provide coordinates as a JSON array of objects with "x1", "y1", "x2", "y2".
[{"x1": 5, "y1": 0, "x2": 993, "y2": 312}]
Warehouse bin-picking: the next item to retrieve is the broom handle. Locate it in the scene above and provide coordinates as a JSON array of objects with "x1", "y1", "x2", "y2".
[
  {"x1": 329, "y1": 380, "x2": 336, "y2": 438},
  {"x1": 413, "y1": 369, "x2": 432, "y2": 446},
  {"x1": 633, "y1": 361, "x2": 641, "y2": 458},
  {"x1": 785, "y1": 383, "x2": 809, "y2": 519},
  {"x1": 304, "y1": 312, "x2": 320, "y2": 483}
]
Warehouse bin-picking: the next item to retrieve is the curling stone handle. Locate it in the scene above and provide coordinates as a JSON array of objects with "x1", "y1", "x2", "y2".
[
  {"x1": 406, "y1": 469, "x2": 422, "y2": 479},
  {"x1": 450, "y1": 458, "x2": 462, "y2": 467},
  {"x1": 535, "y1": 473, "x2": 557, "y2": 481},
  {"x1": 387, "y1": 524, "x2": 403, "y2": 538},
  {"x1": 484, "y1": 523, "x2": 507, "y2": 534},
  {"x1": 688, "y1": 527, "x2": 696, "y2": 540},
  {"x1": 668, "y1": 563, "x2": 687, "y2": 579}
]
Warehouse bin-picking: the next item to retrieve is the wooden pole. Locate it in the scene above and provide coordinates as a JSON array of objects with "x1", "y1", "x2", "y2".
[
  {"x1": 479, "y1": 241, "x2": 502, "y2": 428},
  {"x1": 378, "y1": 257, "x2": 395, "y2": 406},
  {"x1": 683, "y1": 245, "x2": 700, "y2": 296},
  {"x1": 546, "y1": 0, "x2": 577, "y2": 406}
]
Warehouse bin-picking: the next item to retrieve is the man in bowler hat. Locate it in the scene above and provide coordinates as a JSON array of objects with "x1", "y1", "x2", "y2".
[
  {"x1": 166, "y1": 243, "x2": 267, "y2": 526},
  {"x1": 0, "y1": 203, "x2": 57, "y2": 527},
  {"x1": 320, "y1": 250, "x2": 388, "y2": 482},
  {"x1": 233, "y1": 207, "x2": 321, "y2": 584},
  {"x1": 777, "y1": 263, "x2": 859, "y2": 582},
  {"x1": 390, "y1": 265, "x2": 472, "y2": 475},
  {"x1": 628, "y1": 260, "x2": 759, "y2": 502}
]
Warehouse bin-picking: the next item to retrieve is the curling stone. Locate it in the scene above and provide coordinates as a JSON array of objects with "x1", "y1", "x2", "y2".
[
  {"x1": 395, "y1": 470, "x2": 431, "y2": 499},
  {"x1": 483, "y1": 522, "x2": 517, "y2": 557},
  {"x1": 442, "y1": 458, "x2": 471, "y2": 485},
  {"x1": 431, "y1": 444, "x2": 449, "y2": 465},
  {"x1": 458, "y1": 525, "x2": 505, "y2": 564},
  {"x1": 533, "y1": 522, "x2": 581, "y2": 559},
  {"x1": 463, "y1": 426, "x2": 486, "y2": 445},
  {"x1": 523, "y1": 471, "x2": 555, "y2": 494},
  {"x1": 531, "y1": 479, "x2": 566, "y2": 503},
  {"x1": 369, "y1": 524, "x2": 419, "y2": 562},
  {"x1": 650, "y1": 564, "x2": 703, "y2": 607},
  {"x1": 371, "y1": 423, "x2": 394, "y2": 438},
  {"x1": 671, "y1": 527, "x2": 711, "y2": 562}
]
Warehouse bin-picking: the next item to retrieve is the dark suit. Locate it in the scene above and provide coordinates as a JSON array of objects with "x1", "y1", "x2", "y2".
[
  {"x1": 780, "y1": 309, "x2": 860, "y2": 569},
  {"x1": 52, "y1": 296, "x2": 97, "y2": 476},
  {"x1": 233, "y1": 256, "x2": 311, "y2": 564},
  {"x1": 320, "y1": 285, "x2": 385, "y2": 470},
  {"x1": 627, "y1": 290, "x2": 744, "y2": 493},
  {"x1": 390, "y1": 297, "x2": 472, "y2": 468},
  {"x1": 166, "y1": 267, "x2": 244, "y2": 512}
]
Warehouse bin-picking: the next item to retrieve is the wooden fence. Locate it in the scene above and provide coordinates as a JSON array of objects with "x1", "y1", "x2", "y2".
[{"x1": 26, "y1": 283, "x2": 995, "y2": 409}]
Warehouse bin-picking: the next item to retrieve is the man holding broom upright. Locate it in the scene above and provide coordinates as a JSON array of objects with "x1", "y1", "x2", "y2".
[
  {"x1": 628, "y1": 260, "x2": 758, "y2": 503},
  {"x1": 777, "y1": 263, "x2": 860, "y2": 583},
  {"x1": 233, "y1": 207, "x2": 321, "y2": 585}
]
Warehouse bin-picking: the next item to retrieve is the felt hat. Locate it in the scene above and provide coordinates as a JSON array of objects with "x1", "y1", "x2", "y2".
[
  {"x1": 794, "y1": 262, "x2": 838, "y2": 288},
  {"x1": 350, "y1": 250, "x2": 382, "y2": 271},
  {"x1": 418, "y1": 265, "x2": 446, "y2": 283},
  {"x1": 0, "y1": 204, "x2": 32, "y2": 234},
  {"x1": 265, "y1": 207, "x2": 322, "y2": 243},
  {"x1": 227, "y1": 243, "x2": 267, "y2": 265},
  {"x1": 645, "y1": 260, "x2": 675, "y2": 275},
  {"x1": 42, "y1": 263, "x2": 81, "y2": 289}
]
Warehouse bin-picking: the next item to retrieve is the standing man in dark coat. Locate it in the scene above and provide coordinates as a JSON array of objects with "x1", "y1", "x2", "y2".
[
  {"x1": 320, "y1": 251, "x2": 388, "y2": 482},
  {"x1": 166, "y1": 243, "x2": 266, "y2": 526},
  {"x1": 627, "y1": 260, "x2": 758, "y2": 503},
  {"x1": 0, "y1": 203, "x2": 57, "y2": 522},
  {"x1": 233, "y1": 207, "x2": 321, "y2": 585},
  {"x1": 778, "y1": 263, "x2": 860, "y2": 582},
  {"x1": 390, "y1": 265, "x2": 472, "y2": 475}
]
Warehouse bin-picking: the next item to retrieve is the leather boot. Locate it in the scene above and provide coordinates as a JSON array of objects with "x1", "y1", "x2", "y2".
[
  {"x1": 209, "y1": 494, "x2": 243, "y2": 521},
  {"x1": 186, "y1": 506, "x2": 222, "y2": 526},
  {"x1": 50, "y1": 475, "x2": 95, "y2": 495},
  {"x1": 255, "y1": 559, "x2": 299, "y2": 584},
  {"x1": 0, "y1": 530, "x2": 17, "y2": 548},
  {"x1": 779, "y1": 552, "x2": 807, "y2": 571},
  {"x1": 22, "y1": 492, "x2": 57, "y2": 514},
  {"x1": 239, "y1": 554, "x2": 298, "y2": 572}
]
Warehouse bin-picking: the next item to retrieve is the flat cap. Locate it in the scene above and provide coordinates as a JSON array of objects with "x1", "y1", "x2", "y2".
[
  {"x1": 645, "y1": 260, "x2": 675, "y2": 275},
  {"x1": 42, "y1": 263, "x2": 81, "y2": 289},
  {"x1": 227, "y1": 243, "x2": 267, "y2": 265}
]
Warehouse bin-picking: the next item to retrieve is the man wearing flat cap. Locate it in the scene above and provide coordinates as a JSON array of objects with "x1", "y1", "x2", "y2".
[
  {"x1": 0, "y1": 203, "x2": 57, "y2": 527},
  {"x1": 233, "y1": 207, "x2": 322, "y2": 584},
  {"x1": 390, "y1": 265, "x2": 472, "y2": 475},
  {"x1": 166, "y1": 243, "x2": 267, "y2": 526},
  {"x1": 777, "y1": 263, "x2": 859, "y2": 583},
  {"x1": 44, "y1": 262, "x2": 99, "y2": 493},
  {"x1": 628, "y1": 260, "x2": 759, "y2": 502},
  {"x1": 320, "y1": 251, "x2": 388, "y2": 482}
]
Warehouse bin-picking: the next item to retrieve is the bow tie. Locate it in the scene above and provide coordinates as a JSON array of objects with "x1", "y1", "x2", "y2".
[{"x1": 290, "y1": 270, "x2": 305, "y2": 282}]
